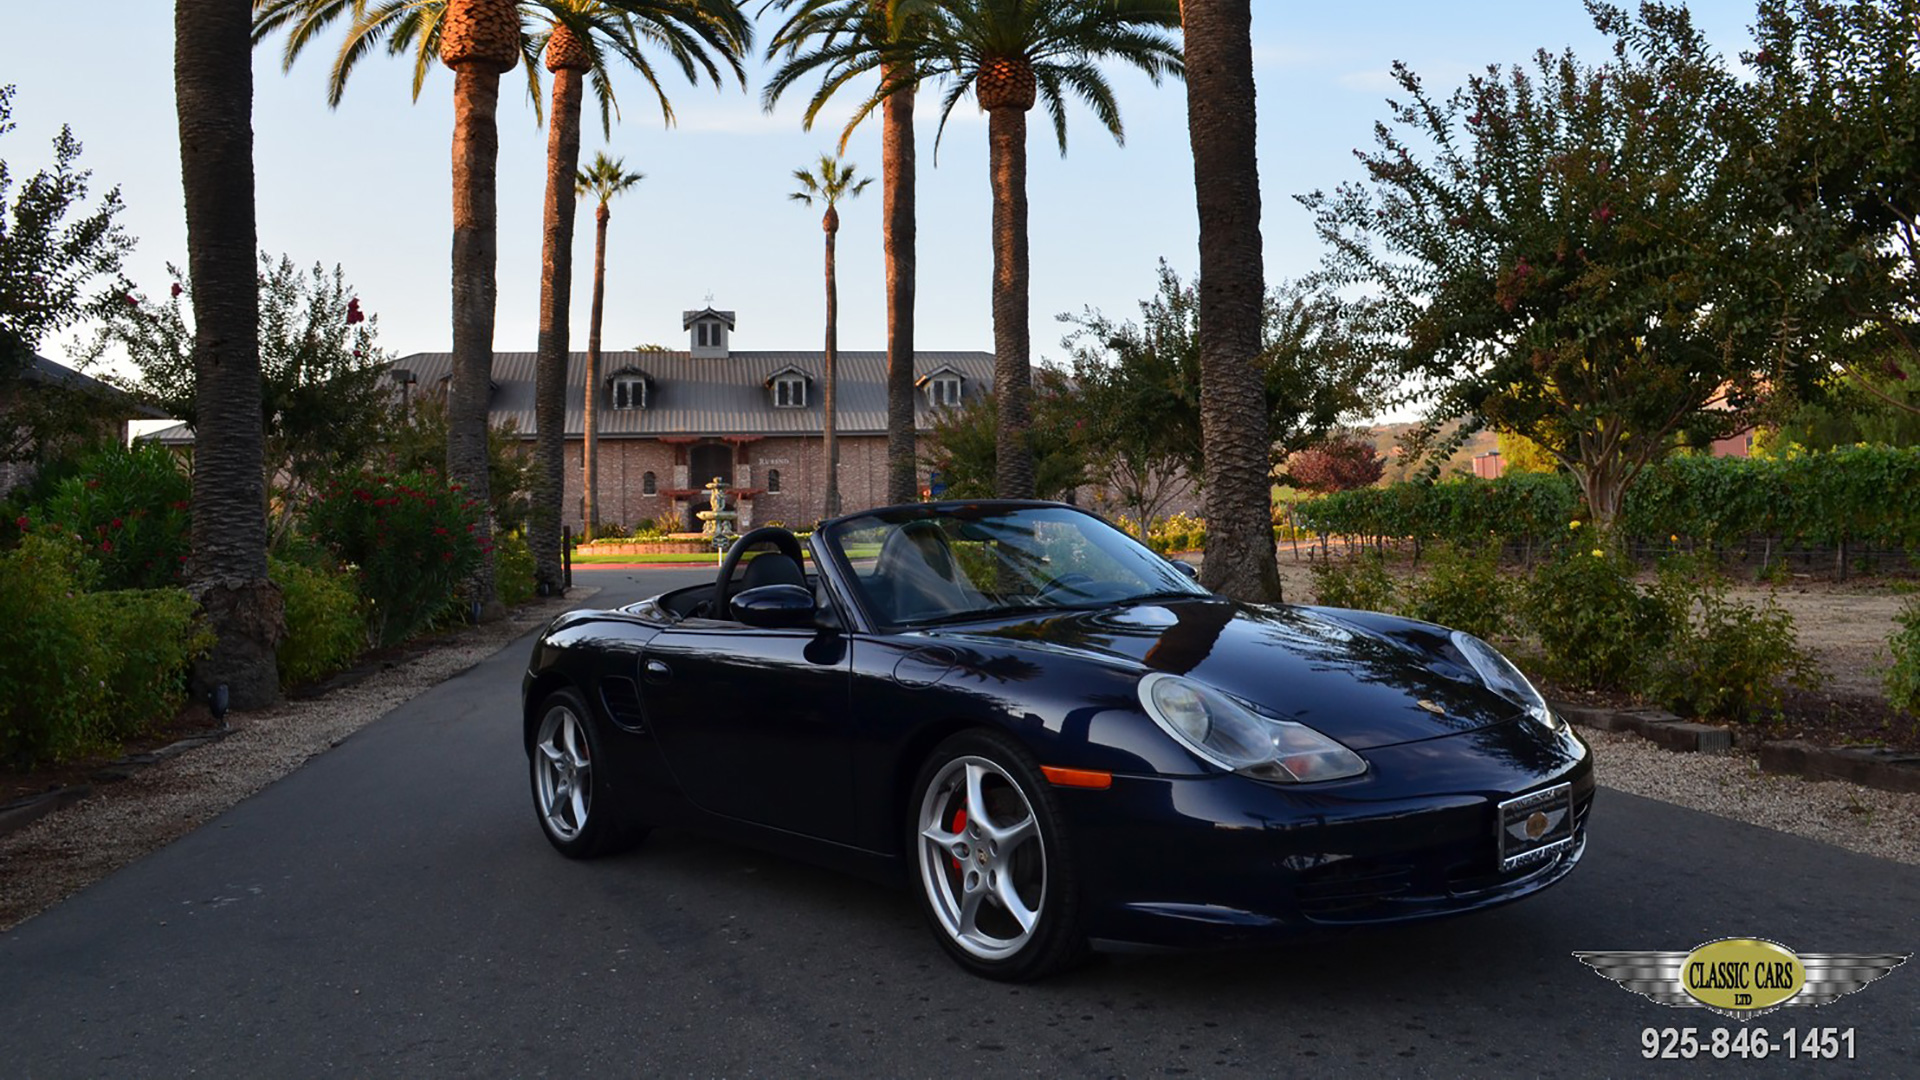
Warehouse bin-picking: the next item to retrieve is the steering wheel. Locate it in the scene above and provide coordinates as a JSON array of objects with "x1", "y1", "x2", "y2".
[{"x1": 714, "y1": 526, "x2": 807, "y2": 616}]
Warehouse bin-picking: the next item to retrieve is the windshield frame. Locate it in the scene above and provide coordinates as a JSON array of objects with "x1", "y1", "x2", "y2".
[{"x1": 816, "y1": 500, "x2": 1209, "y2": 632}]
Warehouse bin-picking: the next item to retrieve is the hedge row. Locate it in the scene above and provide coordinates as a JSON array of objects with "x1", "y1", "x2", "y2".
[{"x1": 1295, "y1": 447, "x2": 1920, "y2": 550}]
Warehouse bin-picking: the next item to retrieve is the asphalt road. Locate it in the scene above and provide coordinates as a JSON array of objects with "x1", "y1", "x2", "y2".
[{"x1": 2, "y1": 566, "x2": 1917, "y2": 1078}]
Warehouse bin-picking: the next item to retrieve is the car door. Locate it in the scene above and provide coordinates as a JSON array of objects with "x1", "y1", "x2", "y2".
[{"x1": 638, "y1": 618, "x2": 855, "y2": 844}]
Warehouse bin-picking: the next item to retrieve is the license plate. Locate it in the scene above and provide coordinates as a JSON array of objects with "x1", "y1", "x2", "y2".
[{"x1": 1497, "y1": 782, "x2": 1574, "y2": 871}]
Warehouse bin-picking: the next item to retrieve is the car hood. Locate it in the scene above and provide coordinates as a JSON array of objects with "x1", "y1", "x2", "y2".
[{"x1": 928, "y1": 597, "x2": 1521, "y2": 751}]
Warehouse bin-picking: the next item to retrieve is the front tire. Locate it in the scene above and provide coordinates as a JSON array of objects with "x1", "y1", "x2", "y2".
[
  {"x1": 530, "y1": 688, "x2": 646, "y2": 858},
  {"x1": 909, "y1": 730, "x2": 1086, "y2": 981}
]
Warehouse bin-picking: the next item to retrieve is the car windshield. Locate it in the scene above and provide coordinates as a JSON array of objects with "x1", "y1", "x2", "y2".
[{"x1": 824, "y1": 504, "x2": 1209, "y2": 628}]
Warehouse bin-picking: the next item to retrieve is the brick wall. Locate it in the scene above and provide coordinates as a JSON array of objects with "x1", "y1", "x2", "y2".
[{"x1": 557, "y1": 434, "x2": 919, "y2": 533}]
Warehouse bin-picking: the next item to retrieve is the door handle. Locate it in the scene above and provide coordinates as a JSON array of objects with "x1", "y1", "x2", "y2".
[{"x1": 643, "y1": 659, "x2": 672, "y2": 683}]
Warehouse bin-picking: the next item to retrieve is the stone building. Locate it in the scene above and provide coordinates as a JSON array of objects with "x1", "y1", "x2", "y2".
[{"x1": 392, "y1": 308, "x2": 995, "y2": 531}]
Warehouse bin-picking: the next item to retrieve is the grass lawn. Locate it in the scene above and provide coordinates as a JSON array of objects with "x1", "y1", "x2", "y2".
[{"x1": 570, "y1": 552, "x2": 727, "y2": 565}]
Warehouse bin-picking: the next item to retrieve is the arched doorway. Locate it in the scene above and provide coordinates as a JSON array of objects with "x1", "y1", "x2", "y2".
[{"x1": 686, "y1": 442, "x2": 734, "y2": 531}]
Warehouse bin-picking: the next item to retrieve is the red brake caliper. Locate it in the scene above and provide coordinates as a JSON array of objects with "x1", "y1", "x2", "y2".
[{"x1": 948, "y1": 806, "x2": 968, "y2": 871}]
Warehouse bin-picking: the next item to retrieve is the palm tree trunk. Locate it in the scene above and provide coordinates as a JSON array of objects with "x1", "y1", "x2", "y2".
[
  {"x1": 882, "y1": 67, "x2": 918, "y2": 505},
  {"x1": 823, "y1": 218, "x2": 842, "y2": 518},
  {"x1": 1184, "y1": 0, "x2": 1280, "y2": 602},
  {"x1": 532, "y1": 65, "x2": 585, "y2": 595},
  {"x1": 584, "y1": 202, "x2": 608, "y2": 542},
  {"x1": 448, "y1": 65, "x2": 504, "y2": 618},
  {"x1": 988, "y1": 104, "x2": 1033, "y2": 499},
  {"x1": 175, "y1": 0, "x2": 283, "y2": 710}
]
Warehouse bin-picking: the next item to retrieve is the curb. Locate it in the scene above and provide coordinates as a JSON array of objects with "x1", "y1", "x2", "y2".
[
  {"x1": 0, "y1": 727, "x2": 229, "y2": 840},
  {"x1": 1551, "y1": 700, "x2": 1920, "y2": 796}
]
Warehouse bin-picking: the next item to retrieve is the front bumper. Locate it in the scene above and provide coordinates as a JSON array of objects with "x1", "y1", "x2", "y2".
[{"x1": 1062, "y1": 720, "x2": 1595, "y2": 949}]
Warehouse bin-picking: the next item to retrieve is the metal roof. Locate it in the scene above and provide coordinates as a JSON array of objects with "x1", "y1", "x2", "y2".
[{"x1": 393, "y1": 350, "x2": 996, "y2": 438}]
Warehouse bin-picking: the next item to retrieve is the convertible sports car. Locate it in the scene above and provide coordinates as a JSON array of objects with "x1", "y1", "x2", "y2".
[{"x1": 522, "y1": 501, "x2": 1593, "y2": 980}]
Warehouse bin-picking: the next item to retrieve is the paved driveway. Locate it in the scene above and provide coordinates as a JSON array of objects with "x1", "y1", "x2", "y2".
[{"x1": 1, "y1": 567, "x2": 1916, "y2": 1077}]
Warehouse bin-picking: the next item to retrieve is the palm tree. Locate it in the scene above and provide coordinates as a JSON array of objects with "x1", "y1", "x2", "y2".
[
  {"x1": 764, "y1": 0, "x2": 935, "y2": 505},
  {"x1": 525, "y1": 1, "x2": 749, "y2": 595},
  {"x1": 178, "y1": 0, "x2": 283, "y2": 709},
  {"x1": 1181, "y1": 0, "x2": 1277, "y2": 601},
  {"x1": 913, "y1": 0, "x2": 1181, "y2": 498},
  {"x1": 574, "y1": 152, "x2": 643, "y2": 542},
  {"x1": 252, "y1": 0, "x2": 750, "y2": 600},
  {"x1": 790, "y1": 153, "x2": 873, "y2": 518}
]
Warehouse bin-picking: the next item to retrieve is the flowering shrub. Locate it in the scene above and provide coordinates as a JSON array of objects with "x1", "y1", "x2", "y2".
[
  {"x1": 303, "y1": 468, "x2": 483, "y2": 645},
  {"x1": 1520, "y1": 525, "x2": 1671, "y2": 690},
  {"x1": 31, "y1": 442, "x2": 191, "y2": 590}
]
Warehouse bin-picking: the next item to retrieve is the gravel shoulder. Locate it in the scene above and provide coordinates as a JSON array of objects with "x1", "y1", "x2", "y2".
[{"x1": 0, "y1": 589, "x2": 595, "y2": 932}]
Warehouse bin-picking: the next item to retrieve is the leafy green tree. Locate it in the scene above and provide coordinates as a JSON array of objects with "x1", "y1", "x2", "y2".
[
  {"x1": 86, "y1": 254, "x2": 393, "y2": 516},
  {"x1": 1302, "y1": 3, "x2": 1806, "y2": 529},
  {"x1": 790, "y1": 152, "x2": 872, "y2": 518},
  {"x1": 1062, "y1": 260, "x2": 1386, "y2": 488},
  {"x1": 575, "y1": 151, "x2": 643, "y2": 541},
  {"x1": 1747, "y1": 0, "x2": 1920, "y2": 418},
  {"x1": 922, "y1": 368, "x2": 1085, "y2": 501},
  {"x1": 907, "y1": 0, "x2": 1182, "y2": 499},
  {"x1": 0, "y1": 85, "x2": 134, "y2": 377}
]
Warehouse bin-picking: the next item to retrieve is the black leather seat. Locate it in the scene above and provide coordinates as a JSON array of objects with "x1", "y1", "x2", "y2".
[{"x1": 737, "y1": 550, "x2": 806, "y2": 592}]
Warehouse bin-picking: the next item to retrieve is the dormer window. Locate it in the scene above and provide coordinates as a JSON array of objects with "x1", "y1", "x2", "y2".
[
  {"x1": 774, "y1": 375, "x2": 807, "y2": 408},
  {"x1": 609, "y1": 372, "x2": 649, "y2": 410},
  {"x1": 682, "y1": 306, "x2": 736, "y2": 358},
  {"x1": 917, "y1": 366, "x2": 967, "y2": 409}
]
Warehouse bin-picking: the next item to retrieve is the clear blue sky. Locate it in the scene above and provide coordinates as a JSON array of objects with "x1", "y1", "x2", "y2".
[{"x1": 3, "y1": 1, "x2": 1760, "y2": 379}]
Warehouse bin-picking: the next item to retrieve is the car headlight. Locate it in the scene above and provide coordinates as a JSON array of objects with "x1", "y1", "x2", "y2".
[
  {"x1": 1137, "y1": 672, "x2": 1367, "y2": 783},
  {"x1": 1450, "y1": 631, "x2": 1562, "y2": 731}
]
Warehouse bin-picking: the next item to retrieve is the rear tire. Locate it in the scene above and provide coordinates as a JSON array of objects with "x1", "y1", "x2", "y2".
[
  {"x1": 908, "y1": 729, "x2": 1087, "y2": 981},
  {"x1": 530, "y1": 688, "x2": 647, "y2": 858}
]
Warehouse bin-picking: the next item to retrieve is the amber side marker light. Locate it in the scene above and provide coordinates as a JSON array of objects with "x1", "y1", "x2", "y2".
[{"x1": 1041, "y1": 766, "x2": 1112, "y2": 789}]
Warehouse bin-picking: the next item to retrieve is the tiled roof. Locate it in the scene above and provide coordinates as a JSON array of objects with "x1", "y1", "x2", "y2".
[{"x1": 394, "y1": 350, "x2": 996, "y2": 438}]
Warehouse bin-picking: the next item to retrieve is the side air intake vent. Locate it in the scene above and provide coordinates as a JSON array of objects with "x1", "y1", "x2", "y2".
[{"x1": 600, "y1": 677, "x2": 646, "y2": 731}]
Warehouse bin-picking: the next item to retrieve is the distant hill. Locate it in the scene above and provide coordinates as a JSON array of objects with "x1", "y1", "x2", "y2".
[{"x1": 1364, "y1": 421, "x2": 1500, "y2": 484}]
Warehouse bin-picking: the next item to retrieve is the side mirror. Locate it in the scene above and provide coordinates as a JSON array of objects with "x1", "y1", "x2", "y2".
[
  {"x1": 730, "y1": 583, "x2": 817, "y2": 628},
  {"x1": 1169, "y1": 560, "x2": 1199, "y2": 580}
]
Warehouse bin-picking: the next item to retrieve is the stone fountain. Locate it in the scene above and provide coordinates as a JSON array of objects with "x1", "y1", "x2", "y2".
[{"x1": 696, "y1": 476, "x2": 739, "y2": 556}]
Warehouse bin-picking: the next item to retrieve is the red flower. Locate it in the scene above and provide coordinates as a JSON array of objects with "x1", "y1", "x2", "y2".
[
  {"x1": 85, "y1": 479, "x2": 101, "y2": 489},
  {"x1": 100, "y1": 540, "x2": 114, "y2": 554},
  {"x1": 170, "y1": 500, "x2": 190, "y2": 511},
  {"x1": 13, "y1": 516, "x2": 26, "y2": 531},
  {"x1": 124, "y1": 293, "x2": 139, "y2": 307},
  {"x1": 170, "y1": 282, "x2": 182, "y2": 299},
  {"x1": 110, "y1": 517, "x2": 123, "y2": 530},
  {"x1": 442, "y1": 551, "x2": 454, "y2": 562},
  {"x1": 346, "y1": 298, "x2": 365, "y2": 325}
]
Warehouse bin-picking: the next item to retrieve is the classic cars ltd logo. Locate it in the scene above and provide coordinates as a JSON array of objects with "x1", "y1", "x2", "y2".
[{"x1": 1574, "y1": 938, "x2": 1908, "y2": 1019}]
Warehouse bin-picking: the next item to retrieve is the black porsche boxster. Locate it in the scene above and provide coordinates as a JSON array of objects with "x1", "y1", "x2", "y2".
[{"x1": 522, "y1": 501, "x2": 1593, "y2": 980}]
